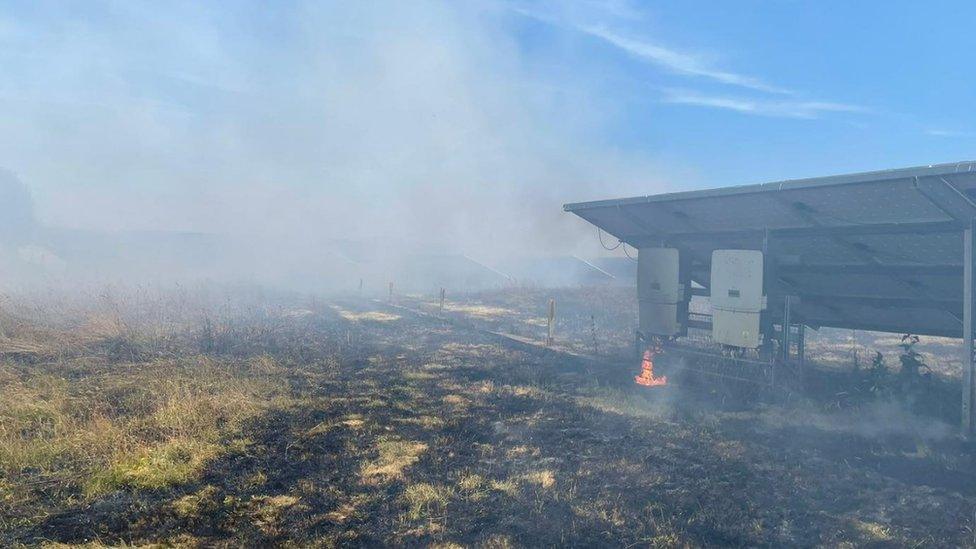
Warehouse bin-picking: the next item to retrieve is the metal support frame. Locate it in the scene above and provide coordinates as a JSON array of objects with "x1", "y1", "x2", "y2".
[
  {"x1": 798, "y1": 317, "x2": 959, "y2": 338},
  {"x1": 619, "y1": 220, "x2": 963, "y2": 247},
  {"x1": 571, "y1": 166, "x2": 976, "y2": 419},
  {"x1": 797, "y1": 293, "x2": 961, "y2": 310},
  {"x1": 662, "y1": 344, "x2": 777, "y2": 386},
  {"x1": 781, "y1": 295, "x2": 793, "y2": 362},
  {"x1": 760, "y1": 229, "x2": 775, "y2": 361},
  {"x1": 779, "y1": 264, "x2": 963, "y2": 276},
  {"x1": 796, "y1": 324, "x2": 807, "y2": 368},
  {"x1": 964, "y1": 220, "x2": 976, "y2": 435},
  {"x1": 916, "y1": 176, "x2": 976, "y2": 223}
]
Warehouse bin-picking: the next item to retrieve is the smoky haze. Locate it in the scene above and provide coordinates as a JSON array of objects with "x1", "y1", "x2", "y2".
[{"x1": 0, "y1": 1, "x2": 672, "y2": 291}]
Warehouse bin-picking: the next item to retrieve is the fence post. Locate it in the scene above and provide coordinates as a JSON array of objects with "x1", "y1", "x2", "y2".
[{"x1": 590, "y1": 314, "x2": 598, "y2": 355}]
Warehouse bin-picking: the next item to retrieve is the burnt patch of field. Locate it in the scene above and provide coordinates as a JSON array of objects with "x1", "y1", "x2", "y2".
[{"x1": 3, "y1": 291, "x2": 976, "y2": 546}]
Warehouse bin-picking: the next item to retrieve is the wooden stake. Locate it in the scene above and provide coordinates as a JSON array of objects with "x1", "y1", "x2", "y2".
[{"x1": 590, "y1": 313, "x2": 598, "y2": 355}]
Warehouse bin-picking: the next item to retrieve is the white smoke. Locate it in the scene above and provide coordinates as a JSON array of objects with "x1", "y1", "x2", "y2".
[{"x1": 0, "y1": 0, "x2": 673, "y2": 281}]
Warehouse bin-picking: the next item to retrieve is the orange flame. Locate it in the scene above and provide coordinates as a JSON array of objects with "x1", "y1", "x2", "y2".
[{"x1": 635, "y1": 348, "x2": 667, "y2": 387}]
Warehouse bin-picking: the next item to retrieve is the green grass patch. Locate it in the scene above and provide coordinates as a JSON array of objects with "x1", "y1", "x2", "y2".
[{"x1": 86, "y1": 439, "x2": 221, "y2": 495}]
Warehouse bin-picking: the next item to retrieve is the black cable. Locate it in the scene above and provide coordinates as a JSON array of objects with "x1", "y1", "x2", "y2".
[
  {"x1": 597, "y1": 228, "x2": 622, "y2": 251},
  {"x1": 622, "y1": 242, "x2": 638, "y2": 262}
]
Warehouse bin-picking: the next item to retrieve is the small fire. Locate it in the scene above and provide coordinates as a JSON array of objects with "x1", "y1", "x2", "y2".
[{"x1": 635, "y1": 347, "x2": 667, "y2": 387}]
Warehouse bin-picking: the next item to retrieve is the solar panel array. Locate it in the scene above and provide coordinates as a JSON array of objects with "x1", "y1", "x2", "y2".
[{"x1": 565, "y1": 162, "x2": 976, "y2": 337}]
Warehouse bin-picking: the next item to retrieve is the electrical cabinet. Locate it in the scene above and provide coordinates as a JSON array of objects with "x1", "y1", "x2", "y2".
[
  {"x1": 637, "y1": 248, "x2": 688, "y2": 337},
  {"x1": 710, "y1": 250, "x2": 766, "y2": 348}
]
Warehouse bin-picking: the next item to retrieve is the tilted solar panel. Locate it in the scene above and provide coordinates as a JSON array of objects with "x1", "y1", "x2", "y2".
[{"x1": 565, "y1": 162, "x2": 976, "y2": 336}]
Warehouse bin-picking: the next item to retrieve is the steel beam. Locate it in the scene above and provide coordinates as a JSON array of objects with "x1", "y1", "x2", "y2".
[
  {"x1": 778, "y1": 264, "x2": 962, "y2": 276},
  {"x1": 761, "y1": 228, "x2": 776, "y2": 360},
  {"x1": 797, "y1": 323, "x2": 806, "y2": 386},
  {"x1": 793, "y1": 317, "x2": 961, "y2": 338},
  {"x1": 915, "y1": 176, "x2": 976, "y2": 223},
  {"x1": 797, "y1": 293, "x2": 961, "y2": 310},
  {"x1": 563, "y1": 162, "x2": 976, "y2": 213},
  {"x1": 781, "y1": 295, "x2": 793, "y2": 361},
  {"x1": 620, "y1": 220, "x2": 962, "y2": 247}
]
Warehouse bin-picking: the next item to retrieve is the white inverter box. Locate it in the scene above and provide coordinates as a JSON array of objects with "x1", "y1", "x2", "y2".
[
  {"x1": 710, "y1": 249, "x2": 765, "y2": 348},
  {"x1": 637, "y1": 248, "x2": 687, "y2": 337}
]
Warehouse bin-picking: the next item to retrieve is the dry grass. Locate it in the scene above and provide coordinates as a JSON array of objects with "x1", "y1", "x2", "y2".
[
  {"x1": 360, "y1": 436, "x2": 428, "y2": 485},
  {"x1": 0, "y1": 357, "x2": 285, "y2": 520},
  {"x1": 440, "y1": 303, "x2": 513, "y2": 319},
  {"x1": 522, "y1": 469, "x2": 556, "y2": 490},
  {"x1": 852, "y1": 519, "x2": 893, "y2": 541},
  {"x1": 0, "y1": 291, "x2": 296, "y2": 534},
  {"x1": 456, "y1": 472, "x2": 486, "y2": 497},
  {"x1": 2, "y1": 288, "x2": 974, "y2": 547},
  {"x1": 401, "y1": 482, "x2": 453, "y2": 521},
  {"x1": 330, "y1": 305, "x2": 400, "y2": 323},
  {"x1": 87, "y1": 438, "x2": 221, "y2": 494},
  {"x1": 488, "y1": 478, "x2": 520, "y2": 496}
]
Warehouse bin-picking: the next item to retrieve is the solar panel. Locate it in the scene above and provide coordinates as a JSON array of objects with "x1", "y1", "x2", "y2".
[{"x1": 565, "y1": 161, "x2": 976, "y2": 337}]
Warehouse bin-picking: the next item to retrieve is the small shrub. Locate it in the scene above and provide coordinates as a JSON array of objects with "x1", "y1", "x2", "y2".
[
  {"x1": 898, "y1": 334, "x2": 931, "y2": 381},
  {"x1": 852, "y1": 351, "x2": 891, "y2": 398}
]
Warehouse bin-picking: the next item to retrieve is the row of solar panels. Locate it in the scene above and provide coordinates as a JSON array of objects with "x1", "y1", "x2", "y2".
[{"x1": 566, "y1": 162, "x2": 976, "y2": 337}]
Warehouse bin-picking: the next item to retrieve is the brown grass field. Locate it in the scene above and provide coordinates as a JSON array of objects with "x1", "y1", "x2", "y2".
[{"x1": 2, "y1": 286, "x2": 976, "y2": 546}]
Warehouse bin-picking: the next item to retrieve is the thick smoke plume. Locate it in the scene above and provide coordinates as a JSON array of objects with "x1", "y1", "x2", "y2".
[{"x1": 0, "y1": 1, "x2": 670, "y2": 291}]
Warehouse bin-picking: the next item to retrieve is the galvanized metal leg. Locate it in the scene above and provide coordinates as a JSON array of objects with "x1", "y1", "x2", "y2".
[
  {"x1": 760, "y1": 228, "x2": 775, "y2": 362},
  {"x1": 964, "y1": 222, "x2": 976, "y2": 435},
  {"x1": 796, "y1": 324, "x2": 807, "y2": 366},
  {"x1": 781, "y1": 295, "x2": 792, "y2": 361}
]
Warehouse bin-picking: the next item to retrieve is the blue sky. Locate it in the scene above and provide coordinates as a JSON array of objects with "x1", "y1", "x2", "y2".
[
  {"x1": 508, "y1": 0, "x2": 976, "y2": 185},
  {"x1": 0, "y1": 1, "x2": 974, "y2": 255}
]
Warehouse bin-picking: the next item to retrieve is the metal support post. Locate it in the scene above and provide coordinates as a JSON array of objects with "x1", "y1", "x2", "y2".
[
  {"x1": 796, "y1": 324, "x2": 807, "y2": 368},
  {"x1": 964, "y1": 221, "x2": 976, "y2": 434},
  {"x1": 781, "y1": 295, "x2": 792, "y2": 362},
  {"x1": 760, "y1": 228, "x2": 775, "y2": 361}
]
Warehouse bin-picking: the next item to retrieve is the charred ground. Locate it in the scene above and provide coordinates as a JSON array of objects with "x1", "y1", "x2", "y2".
[{"x1": 2, "y1": 288, "x2": 975, "y2": 546}]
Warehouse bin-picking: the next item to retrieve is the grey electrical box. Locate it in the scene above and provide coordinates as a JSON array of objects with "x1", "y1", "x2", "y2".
[
  {"x1": 710, "y1": 249, "x2": 766, "y2": 348},
  {"x1": 637, "y1": 248, "x2": 688, "y2": 337}
]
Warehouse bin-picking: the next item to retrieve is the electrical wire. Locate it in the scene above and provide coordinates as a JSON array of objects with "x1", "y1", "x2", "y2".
[
  {"x1": 597, "y1": 227, "x2": 638, "y2": 261},
  {"x1": 597, "y1": 228, "x2": 621, "y2": 250},
  {"x1": 622, "y1": 242, "x2": 638, "y2": 262}
]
